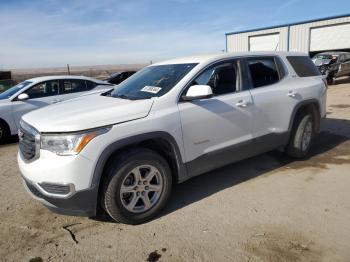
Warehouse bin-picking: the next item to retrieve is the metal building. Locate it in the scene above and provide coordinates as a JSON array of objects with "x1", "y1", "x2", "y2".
[{"x1": 226, "y1": 14, "x2": 350, "y2": 56}]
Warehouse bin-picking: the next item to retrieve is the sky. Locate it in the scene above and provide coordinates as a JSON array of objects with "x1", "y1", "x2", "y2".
[{"x1": 0, "y1": 0, "x2": 349, "y2": 69}]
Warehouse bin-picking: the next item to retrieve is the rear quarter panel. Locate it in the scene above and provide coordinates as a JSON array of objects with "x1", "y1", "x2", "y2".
[{"x1": 291, "y1": 76, "x2": 327, "y2": 118}]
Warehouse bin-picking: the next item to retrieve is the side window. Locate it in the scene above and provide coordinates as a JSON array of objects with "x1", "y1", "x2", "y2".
[
  {"x1": 86, "y1": 81, "x2": 97, "y2": 90},
  {"x1": 191, "y1": 60, "x2": 239, "y2": 96},
  {"x1": 287, "y1": 56, "x2": 321, "y2": 77},
  {"x1": 26, "y1": 80, "x2": 59, "y2": 99},
  {"x1": 60, "y1": 79, "x2": 87, "y2": 94},
  {"x1": 247, "y1": 57, "x2": 280, "y2": 88}
]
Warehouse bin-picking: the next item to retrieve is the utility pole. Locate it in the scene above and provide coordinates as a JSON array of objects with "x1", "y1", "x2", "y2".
[{"x1": 67, "y1": 64, "x2": 70, "y2": 75}]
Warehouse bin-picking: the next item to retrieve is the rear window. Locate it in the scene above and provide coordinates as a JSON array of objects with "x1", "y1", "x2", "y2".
[{"x1": 287, "y1": 56, "x2": 321, "y2": 77}]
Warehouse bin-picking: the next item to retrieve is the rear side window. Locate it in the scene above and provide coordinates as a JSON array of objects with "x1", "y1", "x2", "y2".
[
  {"x1": 60, "y1": 79, "x2": 87, "y2": 94},
  {"x1": 86, "y1": 81, "x2": 98, "y2": 90},
  {"x1": 287, "y1": 56, "x2": 321, "y2": 77},
  {"x1": 247, "y1": 57, "x2": 280, "y2": 88}
]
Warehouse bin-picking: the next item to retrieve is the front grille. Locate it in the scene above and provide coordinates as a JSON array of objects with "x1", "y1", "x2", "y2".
[{"x1": 19, "y1": 126, "x2": 37, "y2": 161}]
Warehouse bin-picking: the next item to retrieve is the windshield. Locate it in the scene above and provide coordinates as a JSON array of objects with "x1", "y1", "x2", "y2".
[
  {"x1": 313, "y1": 54, "x2": 336, "y2": 60},
  {"x1": 0, "y1": 81, "x2": 32, "y2": 100},
  {"x1": 110, "y1": 63, "x2": 197, "y2": 99}
]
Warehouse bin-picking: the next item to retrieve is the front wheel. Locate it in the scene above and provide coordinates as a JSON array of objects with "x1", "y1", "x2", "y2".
[
  {"x1": 286, "y1": 113, "x2": 314, "y2": 158},
  {"x1": 101, "y1": 149, "x2": 172, "y2": 224}
]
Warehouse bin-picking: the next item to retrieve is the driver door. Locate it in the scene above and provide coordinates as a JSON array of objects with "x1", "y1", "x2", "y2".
[
  {"x1": 12, "y1": 80, "x2": 60, "y2": 129},
  {"x1": 177, "y1": 59, "x2": 254, "y2": 176}
]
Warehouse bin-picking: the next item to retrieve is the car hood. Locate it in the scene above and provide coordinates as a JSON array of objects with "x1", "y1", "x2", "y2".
[
  {"x1": 22, "y1": 94, "x2": 154, "y2": 132},
  {"x1": 0, "y1": 98, "x2": 11, "y2": 105}
]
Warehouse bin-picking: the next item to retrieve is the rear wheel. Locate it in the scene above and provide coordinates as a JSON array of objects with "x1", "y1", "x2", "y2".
[
  {"x1": 286, "y1": 113, "x2": 314, "y2": 158},
  {"x1": 0, "y1": 121, "x2": 10, "y2": 144},
  {"x1": 101, "y1": 149, "x2": 172, "y2": 224}
]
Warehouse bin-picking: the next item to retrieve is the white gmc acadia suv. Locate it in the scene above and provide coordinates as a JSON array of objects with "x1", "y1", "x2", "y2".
[{"x1": 18, "y1": 52, "x2": 327, "y2": 224}]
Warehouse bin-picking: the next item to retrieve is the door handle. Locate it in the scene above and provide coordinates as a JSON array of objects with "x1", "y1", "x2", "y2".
[
  {"x1": 236, "y1": 100, "x2": 247, "y2": 108},
  {"x1": 51, "y1": 99, "x2": 62, "y2": 104},
  {"x1": 287, "y1": 91, "x2": 297, "y2": 98}
]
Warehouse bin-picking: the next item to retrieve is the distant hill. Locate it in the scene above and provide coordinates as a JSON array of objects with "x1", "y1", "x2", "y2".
[{"x1": 10, "y1": 64, "x2": 147, "y2": 82}]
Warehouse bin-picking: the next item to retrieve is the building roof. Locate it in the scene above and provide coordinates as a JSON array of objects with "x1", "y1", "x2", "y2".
[{"x1": 226, "y1": 13, "x2": 350, "y2": 36}]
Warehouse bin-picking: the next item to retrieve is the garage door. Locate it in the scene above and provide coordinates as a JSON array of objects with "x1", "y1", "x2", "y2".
[
  {"x1": 249, "y1": 33, "x2": 280, "y2": 51},
  {"x1": 310, "y1": 23, "x2": 350, "y2": 52}
]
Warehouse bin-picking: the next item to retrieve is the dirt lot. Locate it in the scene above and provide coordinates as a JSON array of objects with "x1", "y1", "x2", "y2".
[{"x1": 1, "y1": 81, "x2": 350, "y2": 262}]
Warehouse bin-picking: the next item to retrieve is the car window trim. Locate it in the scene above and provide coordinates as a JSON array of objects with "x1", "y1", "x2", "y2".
[
  {"x1": 23, "y1": 80, "x2": 60, "y2": 100},
  {"x1": 178, "y1": 58, "x2": 245, "y2": 102},
  {"x1": 244, "y1": 56, "x2": 284, "y2": 90}
]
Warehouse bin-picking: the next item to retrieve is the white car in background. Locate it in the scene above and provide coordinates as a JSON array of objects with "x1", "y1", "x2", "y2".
[{"x1": 0, "y1": 75, "x2": 113, "y2": 143}]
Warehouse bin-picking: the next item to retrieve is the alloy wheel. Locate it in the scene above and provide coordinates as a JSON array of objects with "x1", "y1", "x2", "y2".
[{"x1": 119, "y1": 165, "x2": 163, "y2": 213}]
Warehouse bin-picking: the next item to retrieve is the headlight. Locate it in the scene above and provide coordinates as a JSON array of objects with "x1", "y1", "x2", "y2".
[{"x1": 41, "y1": 127, "x2": 110, "y2": 156}]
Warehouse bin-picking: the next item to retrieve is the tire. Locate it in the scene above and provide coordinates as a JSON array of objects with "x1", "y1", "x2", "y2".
[
  {"x1": 286, "y1": 113, "x2": 314, "y2": 159},
  {"x1": 101, "y1": 148, "x2": 172, "y2": 224},
  {"x1": 0, "y1": 121, "x2": 10, "y2": 144}
]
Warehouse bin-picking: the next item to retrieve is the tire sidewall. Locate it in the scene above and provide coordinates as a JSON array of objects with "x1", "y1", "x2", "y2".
[
  {"x1": 103, "y1": 150, "x2": 172, "y2": 224},
  {"x1": 290, "y1": 114, "x2": 314, "y2": 158}
]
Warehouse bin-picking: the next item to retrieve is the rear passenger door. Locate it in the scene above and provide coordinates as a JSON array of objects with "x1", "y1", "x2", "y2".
[
  {"x1": 337, "y1": 55, "x2": 347, "y2": 77},
  {"x1": 341, "y1": 54, "x2": 350, "y2": 76},
  {"x1": 245, "y1": 56, "x2": 301, "y2": 150}
]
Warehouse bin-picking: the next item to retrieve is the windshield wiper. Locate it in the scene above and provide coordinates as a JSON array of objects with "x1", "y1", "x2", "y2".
[
  {"x1": 114, "y1": 94, "x2": 133, "y2": 100},
  {"x1": 101, "y1": 89, "x2": 113, "y2": 97},
  {"x1": 103, "y1": 91, "x2": 151, "y2": 100},
  {"x1": 110, "y1": 94, "x2": 137, "y2": 100}
]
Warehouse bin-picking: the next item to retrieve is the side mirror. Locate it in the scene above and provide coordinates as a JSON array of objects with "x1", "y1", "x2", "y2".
[
  {"x1": 182, "y1": 85, "x2": 213, "y2": 101},
  {"x1": 17, "y1": 93, "x2": 29, "y2": 101}
]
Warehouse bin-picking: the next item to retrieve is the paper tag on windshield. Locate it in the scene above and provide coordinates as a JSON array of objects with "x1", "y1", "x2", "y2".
[{"x1": 141, "y1": 86, "x2": 162, "y2": 94}]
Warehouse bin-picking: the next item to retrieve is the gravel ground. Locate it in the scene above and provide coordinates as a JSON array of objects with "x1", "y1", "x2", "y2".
[{"x1": 1, "y1": 81, "x2": 350, "y2": 262}]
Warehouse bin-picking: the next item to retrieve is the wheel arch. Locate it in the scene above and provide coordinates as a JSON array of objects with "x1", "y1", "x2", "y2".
[
  {"x1": 0, "y1": 117, "x2": 11, "y2": 136},
  {"x1": 91, "y1": 131, "x2": 187, "y2": 191},
  {"x1": 288, "y1": 99, "x2": 321, "y2": 135}
]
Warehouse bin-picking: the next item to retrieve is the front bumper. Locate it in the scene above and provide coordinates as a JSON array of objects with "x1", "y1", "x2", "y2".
[
  {"x1": 23, "y1": 177, "x2": 97, "y2": 216},
  {"x1": 18, "y1": 151, "x2": 98, "y2": 217}
]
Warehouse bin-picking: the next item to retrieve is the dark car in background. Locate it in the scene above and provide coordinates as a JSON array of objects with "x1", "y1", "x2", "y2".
[
  {"x1": 104, "y1": 71, "x2": 136, "y2": 85},
  {"x1": 312, "y1": 52, "x2": 350, "y2": 85}
]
